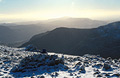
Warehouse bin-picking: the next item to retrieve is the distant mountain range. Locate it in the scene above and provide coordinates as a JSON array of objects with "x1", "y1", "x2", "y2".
[
  {"x1": 0, "y1": 25, "x2": 48, "y2": 47},
  {"x1": 0, "y1": 17, "x2": 107, "y2": 47},
  {"x1": 17, "y1": 17, "x2": 107, "y2": 28},
  {"x1": 21, "y1": 21, "x2": 120, "y2": 58},
  {"x1": 0, "y1": 26, "x2": 19, "y2": 43},
  {"x1": 42, "y1": 17, "x2": 107, "y2": 28}
]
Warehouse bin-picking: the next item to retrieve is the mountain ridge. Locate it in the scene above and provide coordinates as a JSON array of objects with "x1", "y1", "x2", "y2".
[
  {"x1": 21, "y1": 21, "x2": 120, "y2": 58},
  {"x1": 0, "y1": 17, "x2": 107, "y2": 47}
]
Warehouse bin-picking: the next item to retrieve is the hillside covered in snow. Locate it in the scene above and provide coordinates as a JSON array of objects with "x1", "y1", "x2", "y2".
[{"x1": 0, "y1": 45, "x2": 120, "y2": 78}]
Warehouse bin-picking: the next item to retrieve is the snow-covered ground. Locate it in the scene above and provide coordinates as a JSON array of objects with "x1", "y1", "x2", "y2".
[{"x1": 0, "y1": 45, "x2": 120, "y2": 78}]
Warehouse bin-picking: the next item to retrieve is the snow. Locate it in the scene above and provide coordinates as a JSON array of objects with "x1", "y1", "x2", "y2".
[{"x1": 0, "y1": 45, "x2": 120, "y2": 78}]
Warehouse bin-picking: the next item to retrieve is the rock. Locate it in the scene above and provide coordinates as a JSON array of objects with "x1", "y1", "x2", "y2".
[
  {"x1": 55, "y1": 59, "x2": 64, "y2": 65},
  {"x1": 11, "y1": 54, "x2": 66, "y2": 73},
  {"x1": 92, "y1": 64, "x2": 103, "y2": 69},
  {"x1": 48, "y1": 60, "x2": 55, "y2": 66},
  {"x1": 50, "y1": 55, "x2": 58, "y2": 60},
  {"x1": 93, "y1": 69, "x2": 100, "y2": 72},
  {"x1": 51, "y1": 74, "x2": 55, "y2": 78},
  {"x1": 4, "y1": 49, "x2": 8, "y2": 52},
  {"x1": 64, "y1": 77, "x2": 68, "y2": 78},
  {"x1": 64, "y1": 66, "x2": 69, "y2": 70},
  {"x1": 102, "y1": 63, "x2": 113, "y2": 71},
  {"x1": 111, "y1": 73, "x2": 120, "y2": 77},
  {"x1": 94, "y1": 71, "x2": 100, "y2": 75},
  {"x1": 55, "y1": 72, "x2": 59, "y2": 76},
  {"x1": 75, "y1": 62, "x2": 82, "y2": 66},
  {"x1": 113, "y1": 59, "x2": 118, "y2": 63},
  {"x1": 31, "y1": 76, "x2": 35, "y2": 78},
  {"x1": 79, "y1": 66, "x2": 86, "y2": 73},
  {"x1": 84, "y1": 60, "x2": 89, "y2": 64},
  {"x1": 0, "y1": 62, "x2": 3, "y2": 64},
  {"x1": 0, "y1": 73, "x2": 3, "y2": 76},
  {"x1": 97, "y1": 74, "x2": 102, "y2": 77},
  {"x1": 76, "y1": 76, "x2": 81, "y2": 78},
  {"x1": 68, "y1": 69, "x2": 72, "y2": 73},
  {"x1": 107, "y1": 57, "x2": 112, "y2": 60},
  {"x1": 70, "y1": 73, "x2": 73, "y2": 76},
  {"x1": 40, "y1": 76, "x2": 45, "y2": 78},
  {"x1": 105, "y1": 73, "x2": 110, "y2": 77},
  {"x1": 3, "y1": 71, "x2": 8, "y2": 74},
  {"x1": 37, "y1": 63, "x2": 44, "y2": 67}
]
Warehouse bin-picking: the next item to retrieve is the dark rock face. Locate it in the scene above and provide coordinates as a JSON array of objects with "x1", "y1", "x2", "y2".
[{"x1": 21, "y1": 21, "x2": 120, "y2": 58}]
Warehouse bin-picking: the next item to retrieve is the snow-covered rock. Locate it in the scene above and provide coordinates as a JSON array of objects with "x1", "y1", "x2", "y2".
[{"x1": 0, "y1": 45, "x2": 119, "y2": 78}]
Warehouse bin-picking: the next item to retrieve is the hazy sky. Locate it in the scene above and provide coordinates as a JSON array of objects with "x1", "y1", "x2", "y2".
[{"x1": 0, "y1": 0, "x2": 120, "y2": 22}]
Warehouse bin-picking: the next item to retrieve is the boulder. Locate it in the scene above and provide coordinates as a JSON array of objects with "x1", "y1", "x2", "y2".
[{"x1": 102, "y1": 63, "x2": 113, "y2": 71}]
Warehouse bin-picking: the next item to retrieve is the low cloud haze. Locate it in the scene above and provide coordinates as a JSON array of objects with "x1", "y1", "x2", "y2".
[{"x1": 0, "y1": 0, "x2": 120, "y2": 22}]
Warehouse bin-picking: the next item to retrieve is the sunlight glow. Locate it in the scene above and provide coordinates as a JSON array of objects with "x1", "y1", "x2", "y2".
[
  {"x1": 0, "y1": 10, "x2": 120, "y2": 21},
  {"x1": 0, "y1": 0, "x2": 120, "y2": 22}
]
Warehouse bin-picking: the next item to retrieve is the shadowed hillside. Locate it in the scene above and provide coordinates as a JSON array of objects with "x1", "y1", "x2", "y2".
[
  {"x1": 21, "y1": 21, "x2": 120, "y2": 58},
  {"x1": 0, "y1": 17, "x2": 107, "y2": 47},
  {"x1": 0, "y1": 26, "x2": 19, "y2": 43}
]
